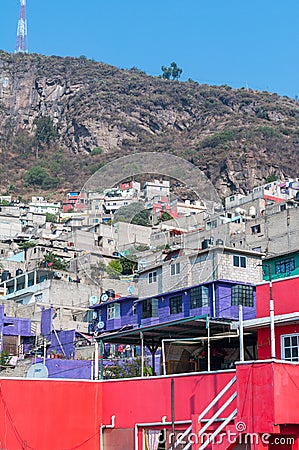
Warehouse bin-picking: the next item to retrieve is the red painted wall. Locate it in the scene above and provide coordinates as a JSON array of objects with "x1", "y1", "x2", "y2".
[
  {"x1": 256, "y1": 277, "x2": 299, "y2": 360},
  {"x1": 1, "y1": 363, "x2": 299, "y2": 450},
  {"x1": 256, "y1": 277, "x2": 299, "y2": 318},
  {"x1": 274, "y1": 363, "x2": 299, "y2": 425},
  {"x1": 236, "y1": 361, "x2": 299, "y2": 433},
  {"x1": 102, "y1": 371, "x2": 236, "y2": 428},
  {"x1": 236, "y1": 362, "x2": 276, "y2": 433},
  {"x1": 0, "y1": 372, "x2": 235, "y2": 450},
  {"x1": 0, "y1": 379, "x2": 102, "y2": 450},
  {"x1": 258, "y1": 324, "x2": 299, "y2": 360}
]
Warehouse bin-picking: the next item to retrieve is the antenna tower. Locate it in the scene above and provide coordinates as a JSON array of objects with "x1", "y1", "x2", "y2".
[{"x1": 15, "y1": 0, "x2": 28, "y2": 53}]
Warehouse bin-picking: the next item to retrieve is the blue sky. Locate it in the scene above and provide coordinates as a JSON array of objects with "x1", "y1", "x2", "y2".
[{"x1": 1, "y1": 0, "x2": 298, "y2": 98}]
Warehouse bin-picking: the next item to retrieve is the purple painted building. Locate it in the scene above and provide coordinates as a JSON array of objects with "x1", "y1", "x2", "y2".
[
  {"x1": 91, "y1": 280, "x2": 256, "y2": 333},
  {"x1": 34, "y1": 357, "x2": 93, "y2": 379},
  {"x1": 0, "y1": 305, "x2": 33, "y2": 354}
]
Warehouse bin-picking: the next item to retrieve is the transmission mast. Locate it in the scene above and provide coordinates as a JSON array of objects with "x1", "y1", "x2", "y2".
[{"x1": 15, "y1": 0, "x2": 28, "y2": 53}]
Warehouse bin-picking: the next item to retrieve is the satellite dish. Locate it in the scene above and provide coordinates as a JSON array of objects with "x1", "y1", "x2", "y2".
[
  {"x1": 26, "y1": 363, "x2": 49, "y2": 379},
  {"x1": 101, "y1": 293, "x2": 108, "y2": 302},
  {"x1": 89, "y1": 295, "x2": 98, "y2": 306},
  {"x1": 128, "y1": 285, "x2": 134, "y2": 295},
  {"x1": 97, "y1": 321, "x2": 105, "y2": 330}
]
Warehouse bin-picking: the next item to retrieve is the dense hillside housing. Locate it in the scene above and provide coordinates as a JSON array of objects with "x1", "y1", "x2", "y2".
[{"x1": 0, "y1": 178, "x2": 298, "y2": 449}]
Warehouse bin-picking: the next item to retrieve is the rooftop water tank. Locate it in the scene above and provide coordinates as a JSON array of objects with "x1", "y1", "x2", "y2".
[{"x1": 248, "y1": 206, "x2": 256, "y2": 218}]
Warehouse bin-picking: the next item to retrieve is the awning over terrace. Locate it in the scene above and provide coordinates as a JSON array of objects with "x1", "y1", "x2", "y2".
[
  {"x1": 94, "y1": 315, "x2": 237, "y2": 346},
  {"x1": 94, "y1": 315, "x2": 257, "y2": 376}
]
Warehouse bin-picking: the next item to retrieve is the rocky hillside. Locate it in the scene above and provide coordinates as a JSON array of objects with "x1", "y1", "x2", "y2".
[{"x1": 0, "y1": 50, "x2": 298, "y2": 198}]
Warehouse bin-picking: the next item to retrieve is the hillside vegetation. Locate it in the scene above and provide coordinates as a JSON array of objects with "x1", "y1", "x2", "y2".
[{"x1": 0, "y1": 51, "x2": 298, "y2": 198}]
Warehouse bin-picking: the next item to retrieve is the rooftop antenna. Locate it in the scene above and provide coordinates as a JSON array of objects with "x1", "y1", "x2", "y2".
[{"x1": 15, "y1": 0, "x2": 28, "y2": 53}]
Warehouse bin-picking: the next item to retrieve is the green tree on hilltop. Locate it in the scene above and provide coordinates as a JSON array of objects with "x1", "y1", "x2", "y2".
[{"x1": 161, "y1": 62, "x2": 182, "y2": 80}]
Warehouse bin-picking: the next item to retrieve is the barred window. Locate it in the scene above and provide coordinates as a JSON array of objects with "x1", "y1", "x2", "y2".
[
  {"x1": 170, "y1": 295, "x2": 182, "y2": 315},
  {"x1": 281, "y1": 334, "x2": 299, "y2": 362},
  {"x1": 142, "y1": 298, "x2": 158, "y2": 319},
  {"x1": 34, "y1": 293, "x2": 43, "y2": 303},
  {"x1": 190, "y1": 286, "x2": 209, "y2": 309},
  {"x1": 231, "y1": 285, "x2": 254, "y2": 307},
  {"x1": 275, "y1": 258, "x2": 295, "y2": 275}
]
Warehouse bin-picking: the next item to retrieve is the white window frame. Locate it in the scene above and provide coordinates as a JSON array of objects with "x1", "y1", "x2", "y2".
[
  {"x1": 107, "y1": 302, "x2": 120, "y2": 320},
  {"x1": 281, "y1": 333, "x2": 299, "y2": 362},
  {"x1": 148, "y1": 271, "x2": 157, "y2": 284},
  {"x1": 170, "y1": 262, "x2": 180, "y2": 276},
  {"x1": 233, "y1": 255, "x2": 247, "y2": 268},
  {"x1": 132, "y1": 303, "x2": 136, "y2": 315}
]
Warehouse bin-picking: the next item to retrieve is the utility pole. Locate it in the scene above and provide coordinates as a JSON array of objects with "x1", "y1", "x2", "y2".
[
  {"x1": 268, "y1": 265, "x2": 276, "y2": 358},
  {"x1": 239, "y1": 304, "x2": 244, "y2": 362},
  {"x1": 94, "y1": 340, "x2": 99, "y2": 380},
  {"x1": 16, "y1": 0, "x2": 28, "y2": 53}
]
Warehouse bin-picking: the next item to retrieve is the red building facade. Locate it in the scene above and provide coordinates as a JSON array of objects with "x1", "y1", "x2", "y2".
[
  {"x1": 256, "y1": 276, "x2": 299, "y2": 361},
  {"x1": 1, "y1": 360, "x2": 299, "y2": 449}
]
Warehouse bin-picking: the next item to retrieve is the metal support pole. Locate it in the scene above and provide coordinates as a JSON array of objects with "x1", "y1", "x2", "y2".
[
  {"x1": 91, "y1": 359, "x2": 94, "y2": 380},
  {"x1": 212, "y1": 283, "x2": 216, "y2": 318},
  {"x1": 171, "y1": 379, "x2": 175, "y2": 447},
  {"x1": 151, "y1": 350, "x2": 155, "y2": 374},
  {"x1": 43, "y1": 338, "x2": 46, "y2": 365},
  {"x1": 151, "y1": 341, "x2": 156, "y2": 375},
  {"x1": 100, "y1": 340, "x2": 105, "y2": 380},
  {"x1": 269, "y1": 265, "x2": 276, "y2": 358},
  {"x1": 140, "y1": 332, "x2": 144, "y2": 377},
  {"x1": 100, "y1": 340, "x2": 104, "y2": 380},
  {"x1": 207, "y1": 316, "x2": 211, "y2": 372},
  {"x1": 94, "y1": 340, "x2": 99, "y2": 380},
  {"x1": 162, "y1": 339, "x2": 166, "y2": 375},
  {"x1": 239, "y1": 304, "x2": 244, "y2": 362}
]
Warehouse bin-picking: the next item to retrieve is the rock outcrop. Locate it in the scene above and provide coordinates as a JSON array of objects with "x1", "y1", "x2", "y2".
[{"x1": 0, "y1": 51, "x2": 298, "y2": 196}]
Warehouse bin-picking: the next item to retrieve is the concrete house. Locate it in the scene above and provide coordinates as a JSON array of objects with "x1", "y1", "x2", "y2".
[
  {"x1": 0, "y1": 305, "x2": 33, "y2": 355},
  {"x1": 0, "y1": 268, "x2": 98, "y2": 333},
  {"x1": 92, "y1": 242, "x2": 263, "y2": 332},
  {"x1": 137, "y1": 246, "x2": 263, "y2": 299},
  {"x1": 143, "y1": 179, "x2": 170, "y2": 200}
]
